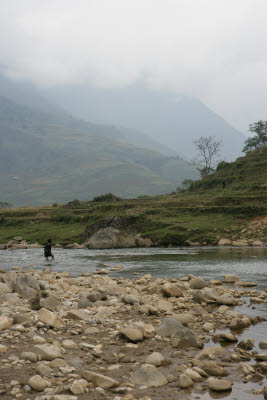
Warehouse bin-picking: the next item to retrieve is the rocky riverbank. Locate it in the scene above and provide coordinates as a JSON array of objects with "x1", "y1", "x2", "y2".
[
  {"x1": 0, "y1": 267, "x2": 267, "y2": 400},
  {"x1": 0, "y1": 234, "x2": 266, "y2": 251}
]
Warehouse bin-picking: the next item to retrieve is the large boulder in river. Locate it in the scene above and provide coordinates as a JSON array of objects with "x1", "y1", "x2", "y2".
[{"x1": 86, "y1": 227, "x2": 137, "y2": 249}]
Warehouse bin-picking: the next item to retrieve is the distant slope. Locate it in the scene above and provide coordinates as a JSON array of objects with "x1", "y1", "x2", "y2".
[
  {"x1": 0, "y1": 96, "x2": 198, "y2": 206},
  {"x1": 0, "y1": 74, "x2": 177, "y2": 157},
  {"x1": 45, "y1": 82, "x2": 246, "y2": 160},
  {"x1": 190, "y1": 146, "x2": 267, "y2": 191}
]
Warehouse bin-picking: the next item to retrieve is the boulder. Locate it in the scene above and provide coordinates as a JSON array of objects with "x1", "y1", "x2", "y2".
[
  {"x1": 130, "y1": 364, "x2": 168, "y2": 387},
  {"x1": 0, "y1": 282, "x2": 12, "y2": 294},
  {"x1": 171, "y1": 325, "x2": 203, "y2": 349},
  {"x1": 218, "y1": 238, "x2": 231, "y2": 246},
  {"x1": 224, "y1": 274, "x2": 240, "y2": 283},
  {"x1": 33, "y1": 344, "x2": 63, "y2": 361},
  {"x1": 161, "y1": 283, "x2": 183, "y2": 298},
  {"x1": 156, "y1": 317, "x2": 184, "y2": 337},
  {"x1": 196, "y1": 347, "x2": 224, "y2": 360},
  {"x1": 235, "y1": 281, "x2": 257, "y2": 287},
  {"x1": 82, "y1": 370, "x2": 119, "y2": 389},
  {"x1": 70, "y1": 379, "x2": 88, "y2": 395},
  {"x1": 40, "y1": 295, "x2": 61, "y2": 311},
  {"x1": 21, "y1": 352, "x2": 38, "y2": 362},
  {"x1": 28, "y1": 375, "x2": 48, "y2": 391},
  {"x1": 200, "y1": 361, "x2": 228, "y2": 377},
  {"x1": 193, "y1": 288, "x2": 218, "y2": 304},
  {"x1": 229, "y1": 317, "x2": 251, "y2": 330},
  {"x1": 217, "y1": 332, "x2": 238, "y2": 342},
  {"x1": 172, "y1": 313, "x2": 197, "y2": 326},
  {"x1": 0, "y1": 344, "x2": 7, "y2": 353},
  {"x1": 66, "y1": 309, "x2": 92, "y2": 321},
  {"x1": 37, "y1": 308, "x2": 66, "y2": 329},
  {"x1": 184, "y1": 368, "x2": 203, "y2": 382},
  {"x1": 0, "y1": 316, "x2": 13, "y2": 331},
  {"x1": 86, "y1": 227, "x2": 136, "y2": 249},
  {"x1": 12, "y1": 274, "x2": 40, "y2": 294},
  {"x1": 139, "y1": 323, "x2": 156, "y2": 339},
  {"x1": 146, "y1": 352, "x2": 165, "y2": 366},
  {"x1": 217, "y1": 294, "x2": 237, "y2": 306},
  {"x1": 207, "y1": 377, "x2": 232, "y2": 391},
  {"x1": 180, "y1": 374, "x2": 194, "y2": 388},
  {"x1": 189, "y1": 278, "x2": 209, "y2": 289},
  {"x1": 120, "y1": 327, "x2": 143, "y2": 342}
]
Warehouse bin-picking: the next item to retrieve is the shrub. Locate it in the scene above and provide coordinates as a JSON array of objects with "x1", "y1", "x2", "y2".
[{"x1": 92, "y1": 193, "x2": 121, "y2": 202}]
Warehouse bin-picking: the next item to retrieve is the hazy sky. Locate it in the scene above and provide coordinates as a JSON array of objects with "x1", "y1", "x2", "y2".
[{"x1": 0, "y1": 0, "x2": 266, "y2": 132}]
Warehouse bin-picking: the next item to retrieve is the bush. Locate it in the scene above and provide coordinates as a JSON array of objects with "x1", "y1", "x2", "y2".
[
  {"x1": 92, "y1": 193, "x2": 121, "y2": 202},
  {"x1": 216, "y1": 161, "x2": 230, "y2": 171}
]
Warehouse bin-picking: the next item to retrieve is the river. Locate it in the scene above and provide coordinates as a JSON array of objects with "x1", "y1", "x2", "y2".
[{"x1": 0, "y1": 246, "x2": 266, "y2": 288}]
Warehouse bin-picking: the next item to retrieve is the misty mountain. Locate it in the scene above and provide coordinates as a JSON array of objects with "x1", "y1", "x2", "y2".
[
  {"x1": 0, "y1": 96, "x2": 198, "y2": 206},
  {"x1": 0, "y1": 74, "x2": 176, "y2": 157},
  {"x1": 45, "y1": 82, "x2": 246, "y2": 161}
]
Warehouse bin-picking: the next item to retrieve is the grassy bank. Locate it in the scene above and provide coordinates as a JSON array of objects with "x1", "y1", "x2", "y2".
[{"x1": 0, "y1": 147, "x2": 266, "y2": 246}]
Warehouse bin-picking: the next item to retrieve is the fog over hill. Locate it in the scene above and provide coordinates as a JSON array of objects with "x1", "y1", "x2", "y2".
[
  {"x1": 45, "y1": 82, "x2": 246, "y2": 161},
  {"x1": 0, "y1": 93, "x2": 198, "y2": 206}
]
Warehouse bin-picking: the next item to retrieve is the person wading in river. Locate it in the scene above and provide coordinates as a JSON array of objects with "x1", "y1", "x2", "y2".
[{"x1": 44, "y1": 239, "x2": 55, "y2": 261}]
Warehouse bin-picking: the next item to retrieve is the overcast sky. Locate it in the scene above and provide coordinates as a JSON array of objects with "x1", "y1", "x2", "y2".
[{"x1": 0, "y1": 0, "x2": 266, "y2": 132}]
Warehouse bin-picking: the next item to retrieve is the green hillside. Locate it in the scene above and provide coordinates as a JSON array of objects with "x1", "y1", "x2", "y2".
[
  {"x1": 0, "y1": 147, "x2": 266, "y2": 246},
  {"x1": 0, "y1": 96, "x2": 198, "y2": 206},
  {"x1": 189, "y1": 146, "x2": 267, "y2": 191}
]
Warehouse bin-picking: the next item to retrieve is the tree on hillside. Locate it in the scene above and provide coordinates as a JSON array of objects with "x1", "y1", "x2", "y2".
[
  {"x1": 243, "y1": 121, "x2": 267, "y2": 153},
  {"x1": 193, "y1": 136, "x2": 222, "y2": 177}
]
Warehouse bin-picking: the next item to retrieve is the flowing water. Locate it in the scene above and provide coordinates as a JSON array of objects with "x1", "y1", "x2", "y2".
[{"x1": 0, "y1": 246, "x2": 267, "y2": 399}]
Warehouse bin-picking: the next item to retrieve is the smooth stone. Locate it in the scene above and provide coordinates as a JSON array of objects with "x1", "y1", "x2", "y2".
[
  {"x1": 224, "y1": 274, "x2": 240, "y2": 283},
  {"x1": 120, "y1": 327, "x2": 143, "y2": 342},
  {"x1": 161, "y1": 283, "x2": 183, "y2": 298},
  {"x1": 0, "y1": 316, "x2": 13, "y2": 331},
  {"x1": 0, "y1": 344, "x2": 8, "y2": 353},
  {"x1": 180, "y1": 374, "x2": 194, "y2": 388},
  {"x1": 200, "y1": 361, "x2": 228, "y2": 377},
  {"x1": 33, "y1": 344, "x2": 62, "y2": 361},
  {"x1": 146, "y1": 352, "x2": 165, "y2": 366},
  {"x1": 62, "y1": 340, "x2": 77, "y2": 349},
  {"x1": 189, "y1": 278, "x2": 209, "y2": 289},
  {"x1": 37, "y1": 308, "x2": 66, "y2": 329},
  {"x1": 69, "y1": 379, "x2": 88, "y2": 395},
  {"x1": 217, "y1": 294, "x2": 237, "y2": 306},
  {"x1": 82, "y1": 370, "x2": 120, "y2": 389},
  {"x1": 207, "y1": 377, "x2": 232, "y2": 391},
  {"x1": 28, "y1": 375, "x2": 48, "y2": 392},
  {"x1": 21, "y1": 351, "x2": 38, "y2": 362},
  {"x1": 130, "y1": 364, "x2": 168, "y2": 387}
]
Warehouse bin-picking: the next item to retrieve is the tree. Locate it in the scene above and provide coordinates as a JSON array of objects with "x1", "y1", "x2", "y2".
[
  {"x1": 193, "y1": 136, "x2": 222, "y2": 177},
  {"x1": 242, "y1": 121, "x2": 267, "y2": 153}
]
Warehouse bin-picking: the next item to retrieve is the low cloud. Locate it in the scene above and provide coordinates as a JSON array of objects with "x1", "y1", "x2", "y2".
[{"x1": 0, "y1": 0, "x2": 267, "y2": 131}]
